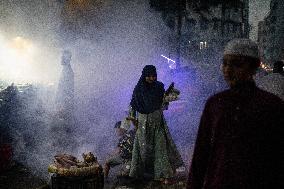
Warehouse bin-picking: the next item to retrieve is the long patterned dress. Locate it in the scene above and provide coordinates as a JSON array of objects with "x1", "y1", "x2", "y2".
[{"x1": 129, "y1": 109, "x2": 184, "y2": 180}]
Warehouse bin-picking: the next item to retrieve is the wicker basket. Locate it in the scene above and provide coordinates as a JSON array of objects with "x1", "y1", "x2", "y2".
[
  {"x1": 48, "y1": 164, "x2": 102, "y2": 177},
  {"x1": 50, "y1": 174, "x2": 104, "y2": 189}
]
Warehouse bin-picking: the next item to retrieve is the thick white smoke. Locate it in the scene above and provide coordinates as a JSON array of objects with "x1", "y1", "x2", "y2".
[{"x1": 0, "y1": 0, "x2": 225, "y2": 180}]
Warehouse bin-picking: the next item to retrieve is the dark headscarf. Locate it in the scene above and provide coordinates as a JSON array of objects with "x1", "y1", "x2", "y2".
[{"x1": 130, "y1": 65, "x2": 165, "y2": 114}]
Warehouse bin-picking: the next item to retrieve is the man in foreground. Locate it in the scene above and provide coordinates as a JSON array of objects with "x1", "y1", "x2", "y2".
[{"x1": 187, "y1": 38, "x2": 283, "y2": 189}]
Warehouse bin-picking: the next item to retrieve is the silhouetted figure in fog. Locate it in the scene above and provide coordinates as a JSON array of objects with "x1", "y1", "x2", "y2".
[
  {"x1": 257, "y1": 60, "x2": 284, "y2": 100},
  {"x1": 56, "y1": 50, "x2": 74, "y2": 119},
  {"x1": 52, "y1": 50, "x2": 76, "y2": 153},
  {"x1": 187, "y1": 39, "x2": 283, "y2": 189}
]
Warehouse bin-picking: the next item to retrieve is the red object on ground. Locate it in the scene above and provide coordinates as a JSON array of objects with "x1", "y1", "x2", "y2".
[{"x1": 0, "y1": 144, "x2": 13, "y2": 172}]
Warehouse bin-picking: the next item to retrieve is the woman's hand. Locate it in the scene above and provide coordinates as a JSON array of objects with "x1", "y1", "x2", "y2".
[{"x1": 126, "y1": 117, "x2": 138, "y2": 130}]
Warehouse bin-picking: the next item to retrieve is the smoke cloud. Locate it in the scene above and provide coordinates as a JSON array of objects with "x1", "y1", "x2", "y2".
[{"x1": 0, "y1": 0, "x2": 227, "y2": 180}]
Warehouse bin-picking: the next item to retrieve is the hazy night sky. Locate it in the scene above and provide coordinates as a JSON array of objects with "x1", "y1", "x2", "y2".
[{"x1": 249, "y1": 0, "x2": 271, "y2": 41}]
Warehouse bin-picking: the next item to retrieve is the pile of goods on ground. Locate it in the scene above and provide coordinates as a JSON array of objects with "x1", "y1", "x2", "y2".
[{"x1": 48, "y1": 152, "x2": 103, "y2": 177}]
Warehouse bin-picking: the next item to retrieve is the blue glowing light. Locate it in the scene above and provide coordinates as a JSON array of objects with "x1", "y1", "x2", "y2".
[{"x1": 161, "y1": 55, "x2": 176, "y2": 69}]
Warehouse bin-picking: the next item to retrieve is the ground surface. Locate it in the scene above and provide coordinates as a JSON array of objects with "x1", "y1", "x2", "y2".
[
  {"x1": 0, "y1": 162, "x2": 46, "y2": 189},
  {"x1": 0, "y1": 162, "x2": 187, "y2": 189}
]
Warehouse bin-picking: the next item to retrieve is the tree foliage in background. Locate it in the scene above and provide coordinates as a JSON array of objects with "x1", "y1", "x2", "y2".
[
  {"x1": 195, "y1": 0, "x2": 245, "y2": 10},
  {"x1": 150, "y1": 0, "x2": 186, "y2": 13},
  {"x1": 150, "y1": 0, "x2": 245, "y2": 15},
  {"x1": 149, "y1": 0, "x2": 186, "y2": 29}
]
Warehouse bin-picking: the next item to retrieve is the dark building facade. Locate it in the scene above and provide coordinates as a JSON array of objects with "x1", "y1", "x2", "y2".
[
  {"x1": 180, "y1": 0, "x2": 249, "y2": 68},
  {"x1": 257, "y1": 21, "x2": 267, "y2": 64},
  {"x1": 154, "y1": 0, "x2": 250, "y2": 71},
  {"x1": 258, "y1": 0, "x2": 284, "y2": 66}
]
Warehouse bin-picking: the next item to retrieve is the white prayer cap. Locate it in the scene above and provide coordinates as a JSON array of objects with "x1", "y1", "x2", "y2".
[{"x1": 224, "y1": 38, "x2": 259, "y2": 59}]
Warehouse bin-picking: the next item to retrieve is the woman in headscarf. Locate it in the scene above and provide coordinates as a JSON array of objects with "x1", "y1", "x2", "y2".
[{"x1": 128, "y1": 65, "x2": 184, "y2": 184}]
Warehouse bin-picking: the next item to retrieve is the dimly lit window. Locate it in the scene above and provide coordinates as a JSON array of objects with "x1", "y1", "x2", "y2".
[
  {"x1": 224, "y1": 24, "x2": 229, "y2": 34},
  {"x1": 224, "y1": 9, "x2": 230, "y2": 19},
  {"x1": 166, "y1": 16, "x2": 175, "y2": 29},
  {"x1": 186, "y1": 19, "x2": 196, "y2": 29},
  {"x1": 271, "y1": 16, "x2": 276, "y2": 24},
  {"x1": 200, "y1": 41, "x2": 208, "y2": 49},
  {"x1": 213, "y1": 20, "x2": 219, "y2": 30},
  {"x1": 233, "y1": 24, "x2": 237, "y2": 33},
  {"x1": 272, "y1": 2, "x2": 278, "y2": 10},
  {"x1": 270, "y1": 26, "x2": 275, "y2": 32},
  {"x1": 200, "y1": 19, "x2": 209, "y2": 30},
  {"x1": 229, "y1": 23, "x2": 233, "y2": 33}
]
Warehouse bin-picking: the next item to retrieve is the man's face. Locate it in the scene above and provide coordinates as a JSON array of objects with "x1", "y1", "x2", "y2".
[
  {"x1": 145, "y1": 75, "x2": 157, "y2": 84},
  {"x1": 222, "y1": 55, "x2": 253, "y2": 87}
]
